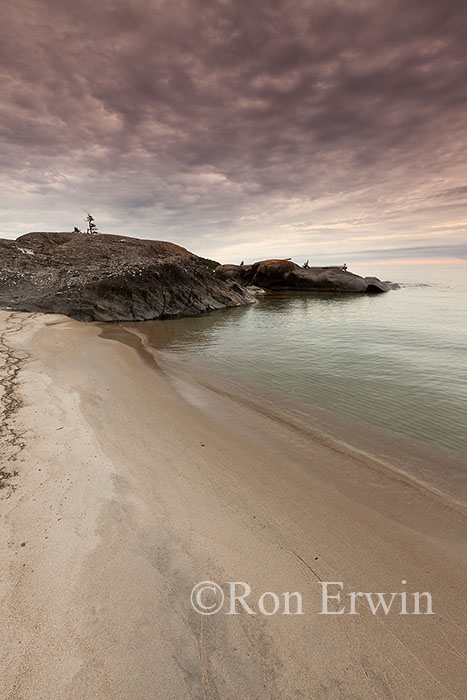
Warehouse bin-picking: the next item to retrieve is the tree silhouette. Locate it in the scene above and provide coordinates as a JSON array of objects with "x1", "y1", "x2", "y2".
[{"x1": 85, "y1": 213, "x2": 98, "y2": 234}]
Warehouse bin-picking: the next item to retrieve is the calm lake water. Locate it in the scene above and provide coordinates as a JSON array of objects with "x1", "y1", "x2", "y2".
[{"x1": 126, "y1": 263, "x2": 467, "y2": 503}]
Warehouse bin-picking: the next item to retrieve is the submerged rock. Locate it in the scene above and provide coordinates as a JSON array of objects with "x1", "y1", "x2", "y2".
[
  {"x1": 216, "y1": 259, "x2": 395, "y2": 293},
  {"x1": 0, "y1": 231, "x2": 254, "y2": 322}
]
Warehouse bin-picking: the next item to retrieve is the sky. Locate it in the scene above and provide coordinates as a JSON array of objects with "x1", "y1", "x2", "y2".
[{"x1": 1, "y1": 0, "x2": 467, "y2": 265}]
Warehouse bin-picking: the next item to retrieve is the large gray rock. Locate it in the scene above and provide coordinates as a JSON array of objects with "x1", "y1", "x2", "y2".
[
  {"x1": 0, "y1": 231, "x2": 254, "y2": 322},
  {"x1": 215, "y1": 259, "x2": 394, "y2": 293}
]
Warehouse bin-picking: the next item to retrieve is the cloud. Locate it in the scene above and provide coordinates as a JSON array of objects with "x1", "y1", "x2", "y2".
[
  {"x1": 1, "y1": 0, "x2": 466, "y2": 261},
  {"x1": 337, "y1": 243, "x2": 467, "y2": 262},
  {"x1": 435, "y1": 185, "x2": 467, "y2": 199}
]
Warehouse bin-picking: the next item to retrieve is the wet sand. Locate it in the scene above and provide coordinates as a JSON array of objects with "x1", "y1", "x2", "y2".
[{"x1": 1, "y1": 311, "x2": 466, "y2": 699}]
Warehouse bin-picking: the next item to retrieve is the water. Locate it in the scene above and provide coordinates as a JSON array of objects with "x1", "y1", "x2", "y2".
[{"x1": 116, "y1": 263, "x2": 467, "y2": 504}]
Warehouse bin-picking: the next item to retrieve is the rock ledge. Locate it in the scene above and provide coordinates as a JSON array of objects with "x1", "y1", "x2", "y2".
[{"x1": 0, "y1": 231, "x2": 254, "y2": 322}]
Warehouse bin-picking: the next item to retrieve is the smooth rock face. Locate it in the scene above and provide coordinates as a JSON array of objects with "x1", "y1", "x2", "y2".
[
  {"x1": 0, "y1": 232, "x2": 254, "y2": 322},
  {"x1": 216, "y1": 260, "x2": 394, "y2": 293}
]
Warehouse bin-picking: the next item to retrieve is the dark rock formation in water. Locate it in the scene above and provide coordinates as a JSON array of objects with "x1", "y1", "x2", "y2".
[
  {"x1": 216, "y1": 259, "x2": 395, "y2": 293},
  {"x1": 0, "y1": 231, "x2": 254, "y2": 322}
]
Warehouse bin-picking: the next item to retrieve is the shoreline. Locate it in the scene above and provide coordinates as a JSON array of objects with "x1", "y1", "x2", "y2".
[
  {"x1": 1, "y1": 311, "x2": 466, "y2": 698},
  {"x1": 101, "y1": 321, "x2": 467, "y2": 519}
]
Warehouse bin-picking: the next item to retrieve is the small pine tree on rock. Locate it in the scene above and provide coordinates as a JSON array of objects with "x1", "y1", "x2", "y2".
[{"x1": 85, "y1": 213, "x2": 98, "y2": 234}]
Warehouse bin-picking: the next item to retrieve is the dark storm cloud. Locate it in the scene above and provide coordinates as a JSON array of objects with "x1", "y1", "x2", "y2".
[{"x1": 1, "y1": 0, "x2": 467, "y2": 259}]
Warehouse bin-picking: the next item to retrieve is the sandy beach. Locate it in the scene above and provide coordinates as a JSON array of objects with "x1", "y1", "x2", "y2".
[{"x1": 1, "y1": 310, "x2": 466, "y2": 699}]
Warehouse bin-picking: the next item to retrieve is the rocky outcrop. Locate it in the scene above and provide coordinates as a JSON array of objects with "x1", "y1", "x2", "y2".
[
  {"x1": 215, "y1": 259, "x2": 395, "y2": 293},
  {"x1": 0, "y1": 232, "x2": 254, "y2": 322}
]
